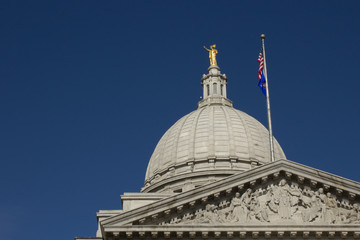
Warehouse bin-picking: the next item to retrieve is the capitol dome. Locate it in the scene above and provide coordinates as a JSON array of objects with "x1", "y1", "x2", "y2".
[{"x1": 142, "y1": 65, "x2": 286, "y2": 193}]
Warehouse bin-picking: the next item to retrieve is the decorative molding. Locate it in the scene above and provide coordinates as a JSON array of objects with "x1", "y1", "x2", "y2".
[{"x1": 107, "y1": 229, "x2": 360, "y2": 239}]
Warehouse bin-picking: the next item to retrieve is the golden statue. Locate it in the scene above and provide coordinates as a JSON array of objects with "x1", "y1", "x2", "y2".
[{"x1": 204, "y1": 44, "x2": 218, "y2": 66}]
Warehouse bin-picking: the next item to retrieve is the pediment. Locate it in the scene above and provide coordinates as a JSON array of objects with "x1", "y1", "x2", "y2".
[{"x1": 101, "y1": 160, "x2": 360, "y2": 238}]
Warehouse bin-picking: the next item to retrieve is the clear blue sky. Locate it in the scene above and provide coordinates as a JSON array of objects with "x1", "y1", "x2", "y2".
[{"x1": 1, "y1": 1, "x2": 359, "y2": 239}]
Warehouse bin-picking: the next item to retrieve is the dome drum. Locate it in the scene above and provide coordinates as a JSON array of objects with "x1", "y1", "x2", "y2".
[
  {"x1": 143, "y1": 157, "x2": 262, "y2": 192},
  {"x1": 143, "y1": 170, "x2": 240, "y2": 193}
]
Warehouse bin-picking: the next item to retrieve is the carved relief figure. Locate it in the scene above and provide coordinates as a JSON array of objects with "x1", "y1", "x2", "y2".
[
  {"x1": 266, "y1": 186, "x2": 279, "y2": 213},
  {"x1": 302, "y1": 190, "x2": 322, "y2": 222},
  {"x1": 289, "y1": 183, "x2": 302, "y2": 216},
  {"x1": 277, "y1": 179, "x2": 292, "y2": 219},
  {"x1": 317, "y1": 188, "x2": 327, "y2": 221},
  {"x1": 346, "y1": 203, "x2": 360, "y2": 223},
  {"x1": 266, "y1": 179, "x2": 294, "y2": 219},
  {"x1": 229, "y1": 192, "x2": 247, "y2": 223},
  {"x1": 325, "y1": 192, "x2": 337, "y2": 223},
  {"x1": 249, "y1": 190, "x2": 269, "y2": 222},
  {"x1": 216, "y1": 208, "x2": 228, "y2": 223},
  {"x1": 202, "y1": 204, "x2": 217, "y2": 223}
]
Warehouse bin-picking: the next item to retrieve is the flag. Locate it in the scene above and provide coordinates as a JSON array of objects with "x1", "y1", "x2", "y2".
[{"x1": 257, "y1": 51, "x2": 266, "y2": 96}]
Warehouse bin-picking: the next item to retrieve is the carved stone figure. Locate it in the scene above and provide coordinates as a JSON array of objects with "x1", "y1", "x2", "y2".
[
  {"x1": 302, "y1": 190, "x2": 322, "y2": 222},
  {"x1": 266, "y1": 187, "x2": 279, "y2": 213},
  {"x1": 317, "y1": 188, "x2": 327, "y2": 221},
  {"x1": 266, "y1": 179, "x2": 293, "y2": 219},
  {"x1": 278, "y1": 179, "x2": 292, "y2": 219},
  {"x1": 346, "y1": 203, "x2": 360, "y2": 223},
  {"x1": 249, "y1": 190, "x2": 269, "y2": 222},
  {"x1": 229, "y1": 192, "x2": 247, "y2": 223},
  {"x1": 202, "y1": 204, "x2": 217, "y2": 223},
  {"x1": 289, "y1": 183, "x2": 302, "y2": 216},
  {"x1": 215, "y1": 207, "x2": 229, "y2": 223},
  {"x1": 325, "y1": 192, "x2": 337, "y2": 223}
]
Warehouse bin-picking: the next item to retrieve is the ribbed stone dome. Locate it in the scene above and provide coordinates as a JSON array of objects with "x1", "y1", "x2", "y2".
[
  {"x1": 142, "y1": 65, "x2": 286, "y2": 193},
  {"x1": 142, "y1": 104, "x2": 286, "y2": 193}
]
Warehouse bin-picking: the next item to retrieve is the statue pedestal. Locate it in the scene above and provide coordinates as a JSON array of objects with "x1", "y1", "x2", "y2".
[{"x1": 208, "y1": 65, "x2": 220, "y2": 74}]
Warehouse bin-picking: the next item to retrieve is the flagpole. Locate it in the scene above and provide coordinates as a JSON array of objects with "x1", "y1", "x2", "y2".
[{"x1": 261, "y1": 34, "x2": 275, "y2": 162}]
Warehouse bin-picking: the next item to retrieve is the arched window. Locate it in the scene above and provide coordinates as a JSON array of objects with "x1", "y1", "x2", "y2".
[
  {"x1": 206, "y1": 84, "x2": 210, "y2": 96},
  {"x1": 221, "y1": 84, "x2": 223, "y2": 96},
  {"x1": 213, "y1": 83, "x2": 217, "y2": 95}
]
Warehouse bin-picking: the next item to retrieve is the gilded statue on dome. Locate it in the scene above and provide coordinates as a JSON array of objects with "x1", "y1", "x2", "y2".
[{"x1": 204, "y1": 44, "x2": 218, "y2": 66}]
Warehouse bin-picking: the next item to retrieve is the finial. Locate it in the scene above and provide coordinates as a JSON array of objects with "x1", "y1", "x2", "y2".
[
  {"x1": 260, "y1": 34, "x2": 266, "y2": 39},
  {"x1": 203, "y1": 44, "x2": 218, "y2": 66}
]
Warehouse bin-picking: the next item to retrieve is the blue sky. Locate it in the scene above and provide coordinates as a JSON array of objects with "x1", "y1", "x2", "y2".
[{"x1": 1, "y1": 1, "x2": 359, "y2": 239}]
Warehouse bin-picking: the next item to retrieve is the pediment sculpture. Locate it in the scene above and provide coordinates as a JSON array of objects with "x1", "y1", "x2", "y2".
[{"x1": 161, "y1": 179, "x2": 360, "y2": 225}]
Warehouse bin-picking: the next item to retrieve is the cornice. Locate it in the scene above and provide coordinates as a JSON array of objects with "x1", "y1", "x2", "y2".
[{"x1": 104, "y1": 225, "x2": 360, "y2": 239}]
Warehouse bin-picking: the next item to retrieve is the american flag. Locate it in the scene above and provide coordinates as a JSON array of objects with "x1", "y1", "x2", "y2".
[
  {"x1": 257, "y1": 50, "x2": 266, "y2": 96},
  {"x1": 257, "y1": 51, "x2": 264, "y2": 80}
]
